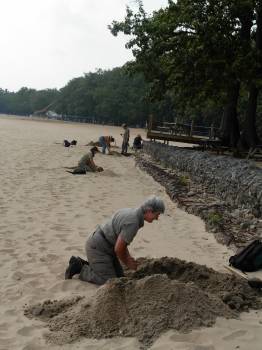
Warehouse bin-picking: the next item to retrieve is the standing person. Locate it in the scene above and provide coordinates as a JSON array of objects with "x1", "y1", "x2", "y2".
[
  {"x1": 66, "y1": 146, "x2": 103, "y2": 174},
  {"x1": 65, "y1": 196, "x2": 165, "y2": 285},
  {"x1": 121, "y1": 123, "x2": 130, "y2": 155},
  {"x1": 98, "y1": 136, "x2": 115, "y2": 154}
]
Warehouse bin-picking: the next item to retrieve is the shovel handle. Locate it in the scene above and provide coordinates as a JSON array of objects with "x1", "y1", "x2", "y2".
[
  {"x1": 224, "y1": 265, "x2": 262, "y2": 289},
  {"x1": 223, "y1": 265, "x2": 248, "y2": 280}
]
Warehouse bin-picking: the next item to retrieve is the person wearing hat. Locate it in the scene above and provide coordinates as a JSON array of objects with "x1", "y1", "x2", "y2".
[
  {"x1": 64, "y1": 195, "x2": 165, "y2": 285},
  {"x1": 121, "y1": 123, "x2": 130, "y2": 155},
  {"x1": 66, "y1": 146, "x2": 103, "y2": 174}
]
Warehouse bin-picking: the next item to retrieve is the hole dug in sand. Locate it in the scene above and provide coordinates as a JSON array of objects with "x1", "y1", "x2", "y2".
[{"x1": 24, "y1": 257, "x2": 262, "y2": 349}]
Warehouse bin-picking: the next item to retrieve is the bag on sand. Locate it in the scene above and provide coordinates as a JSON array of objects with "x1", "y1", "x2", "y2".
[
  {"x1": 64, "y1": 139, "x2": 71, "y2": 147},
  {"x1": 229, "y1": 240, "x2": 262, "y2": 272}
]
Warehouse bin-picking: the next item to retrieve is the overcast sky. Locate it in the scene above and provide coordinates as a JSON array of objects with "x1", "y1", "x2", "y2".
[{"x1": 0, "y1": 0, "x2": 168, "y2": 92}]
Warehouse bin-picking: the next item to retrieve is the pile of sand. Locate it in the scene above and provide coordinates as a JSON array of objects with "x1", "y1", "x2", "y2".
[{"x1": 24, "y1": 258, "x2": 262, "y2": 348}]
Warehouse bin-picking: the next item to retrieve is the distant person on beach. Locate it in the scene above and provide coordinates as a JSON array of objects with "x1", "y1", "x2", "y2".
[
  {"x1": 63, "y1": 139, "x2": 77, "y2": 147},
  {"x1": 66, "y1": 146, "x2": 103, "y2": 174},
  {"x1": 65, "y1": 196, "x2": 165, "y2": 285},
  {"x1": 98, "y1": 135, "x2": 115, "y2": 154},
  {"x1": 121, "y1": 123, "x2": 130, "y2": 155},
  {"x1": 133, "y1": 134, "x2": 143, "y2": 151}
]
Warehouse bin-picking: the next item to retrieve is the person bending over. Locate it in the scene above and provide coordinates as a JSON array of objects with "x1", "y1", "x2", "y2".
[
  {"x1": 65, "y1": 196, "x2": 165, "y2": 284},
  {"x1": 66, "y1": 146, "x2": 103, "y2": 174},
  {"x1": 98, "y1": 135, "x2": 115, "y2": 154}
]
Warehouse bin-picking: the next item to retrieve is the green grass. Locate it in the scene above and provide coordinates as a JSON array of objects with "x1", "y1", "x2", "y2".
[
  {"x1": 207, "y1": 212, "x2": 223, "y2": 226},
  {"x1": 179, "y1": 175, "x2": 189, "y2": 186}
]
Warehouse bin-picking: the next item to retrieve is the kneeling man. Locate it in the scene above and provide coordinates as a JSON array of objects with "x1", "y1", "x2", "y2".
[{"x1": 65, "y1": 196, "x2": 165, "y2": 285}]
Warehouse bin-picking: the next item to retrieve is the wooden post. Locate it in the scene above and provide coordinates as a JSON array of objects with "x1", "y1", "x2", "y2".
[
  {"x1": 173, "y1": 118, "x2": 177, "y2": 135},
  {"x1": 209, "y1": 123, "x2": 214, "y2": 140},
  {"x1": 148, "y1": 114, "x2": 153, "y2": 132},
  {"x1": 190, "y1": 120, "x2": 194, "y2": 136}
]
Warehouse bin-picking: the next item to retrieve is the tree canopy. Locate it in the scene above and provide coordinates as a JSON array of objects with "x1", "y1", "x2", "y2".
[
  {"x1": 110, "y1": 0, "x2": 262, "y2": 148},
  {"x1": 0, "y1": 67, "x2": 175, "y2": 127}
]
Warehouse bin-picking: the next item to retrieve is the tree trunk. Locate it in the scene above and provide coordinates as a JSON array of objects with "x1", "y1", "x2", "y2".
[
  {"x1": 220, "y1": 80, "x2": 240, "y2": 147},
  {"x1": 240, "y1": 4, "x2": 262, "y2": 148},
  {"x1": 240, "y1": 84, "x2": 260, "y2": 148}
]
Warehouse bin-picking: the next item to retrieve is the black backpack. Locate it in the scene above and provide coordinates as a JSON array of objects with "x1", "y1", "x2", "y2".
[
  {"x1": 229, "y1": 240, "x2": 262, "y2": 272},
  {"x1": 64, "y1": 139, "x2": 71, "y2": 147}
]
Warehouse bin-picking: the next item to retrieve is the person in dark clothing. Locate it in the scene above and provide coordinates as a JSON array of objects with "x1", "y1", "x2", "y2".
[{"x1": 133, "y1": 134, "x2": 143, "y2": 150}]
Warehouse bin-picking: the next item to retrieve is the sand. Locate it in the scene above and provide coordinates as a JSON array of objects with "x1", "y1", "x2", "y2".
[
  {"x1": 24, "y1": 258, "x2": 261, "y2": 349},
  {"x1": 0, "y1": 114, "x2": 262, "y2": 350}
]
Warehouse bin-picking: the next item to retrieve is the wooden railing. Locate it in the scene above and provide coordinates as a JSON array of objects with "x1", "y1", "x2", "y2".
[{"x1": 148, "y1": 115, "x2": 219, "y2": 141}]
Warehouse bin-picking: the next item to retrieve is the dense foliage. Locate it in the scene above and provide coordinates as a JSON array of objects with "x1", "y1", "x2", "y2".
[
  {"x1": 0, "y1": 87, "x2": 59, "y2": 116},
  {"x1": 55, "y1": 68, "x2": 150, "y2": 126},
  {"x1": 0, "y1": 67, "x2": 176, "y2": 127},
  {"x1": 110, "y1": 0, "x2": 262, "y2": 148}
]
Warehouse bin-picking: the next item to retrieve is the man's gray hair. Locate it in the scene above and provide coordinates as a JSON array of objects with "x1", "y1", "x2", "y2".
[{"x1": 141, "y1": 195, "x2": 165, "y2": 213}]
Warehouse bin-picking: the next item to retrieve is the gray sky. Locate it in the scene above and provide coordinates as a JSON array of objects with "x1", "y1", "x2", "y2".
[{"x1": 0, "y1": 0, "x2": 168, "y2": 92}]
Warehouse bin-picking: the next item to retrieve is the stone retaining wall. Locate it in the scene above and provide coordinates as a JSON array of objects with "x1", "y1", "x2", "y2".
[{"x1": 143, "y1": 141, "x2": 262, "y2": 217}]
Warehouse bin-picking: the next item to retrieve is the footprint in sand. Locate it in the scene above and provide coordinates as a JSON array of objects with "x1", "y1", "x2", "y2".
[
  {"x1": 222, "y1": 329, "x2": 247, "y2": 341},
  {"x1": 65, "y1": 245, "x2": 82, "y2": 251},
  {"x1": 45, "y1": 254, "x2": 59, "y2": 261},
  {"x1": 4, "y1": 309, "x2": 17, "y2": 316},
  {"x1": 98, "y1": 205, "x2": 107, "y2": 211},
  {"x1": 191, "y1": 346, "x2": 215, "y2": 350},
  {"x1": 55, "y1": 233, "x2": 67, "y2": 239},
  {"x1": 0, "y1": 248, "x2": 14, "y2": 254},
  {"x1": 133, "y1": 247, "x2": 144, "y2": 252},
  {"x1": 0, "y1": 337, "x2": 16, "y2": 348},
  {"x1": 101, "y1": 169, "x2": 119, "y2": 177},
  {"x1": 0, "y1": 323, "x2": 9, "y2": 331}
]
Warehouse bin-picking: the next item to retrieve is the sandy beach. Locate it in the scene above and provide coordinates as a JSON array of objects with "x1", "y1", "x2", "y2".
[{"x1": 0, "y1": 115, "x2": 262, "y2": 350}]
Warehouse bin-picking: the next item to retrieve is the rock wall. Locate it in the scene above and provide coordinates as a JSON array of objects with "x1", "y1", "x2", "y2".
[{"x1": 143, "y1": 141, "x2": 262, "y2": 217}]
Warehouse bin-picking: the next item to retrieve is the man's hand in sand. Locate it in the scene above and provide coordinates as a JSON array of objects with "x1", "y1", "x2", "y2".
[
  {"x1": 115, "y1": 235, "x2": 138, "y2": 271},
  {"x1": 96, "y1": 166, "x2": 104, "y2": 172}
]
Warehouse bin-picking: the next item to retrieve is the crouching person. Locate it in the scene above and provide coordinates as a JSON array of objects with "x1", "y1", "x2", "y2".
[
  {"x1": 65, "y1": 196, "x2": 165, "y2": 285},
  {"x1": 66, "y1": 146, "x2": 103, "y2": 174},
  {"x1": 98, "y1": 135, "x2": 115, "y2": 154}
]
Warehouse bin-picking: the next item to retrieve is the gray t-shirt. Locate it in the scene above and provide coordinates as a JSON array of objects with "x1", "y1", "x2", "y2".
[
  {"x1": 77, "y1": 151, "x2": 97, "y2": 172},
  {"x1": 78, "y1": 152, "x2": 92, "y2": 167},
  {"x1": 100, "y1": 207, "x2": 144, "y2": 245},
  {"x1": 123, "y1": 128, "x2": 130, "y2": 143}
]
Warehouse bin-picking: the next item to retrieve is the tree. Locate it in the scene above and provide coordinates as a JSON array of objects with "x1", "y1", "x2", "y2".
[
  {"x1": 110, "y1": 0, "x2": 262, "y2": 148},
  {"x1": 240, "y1": 1, "x2": 262, "y2": 147}
]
